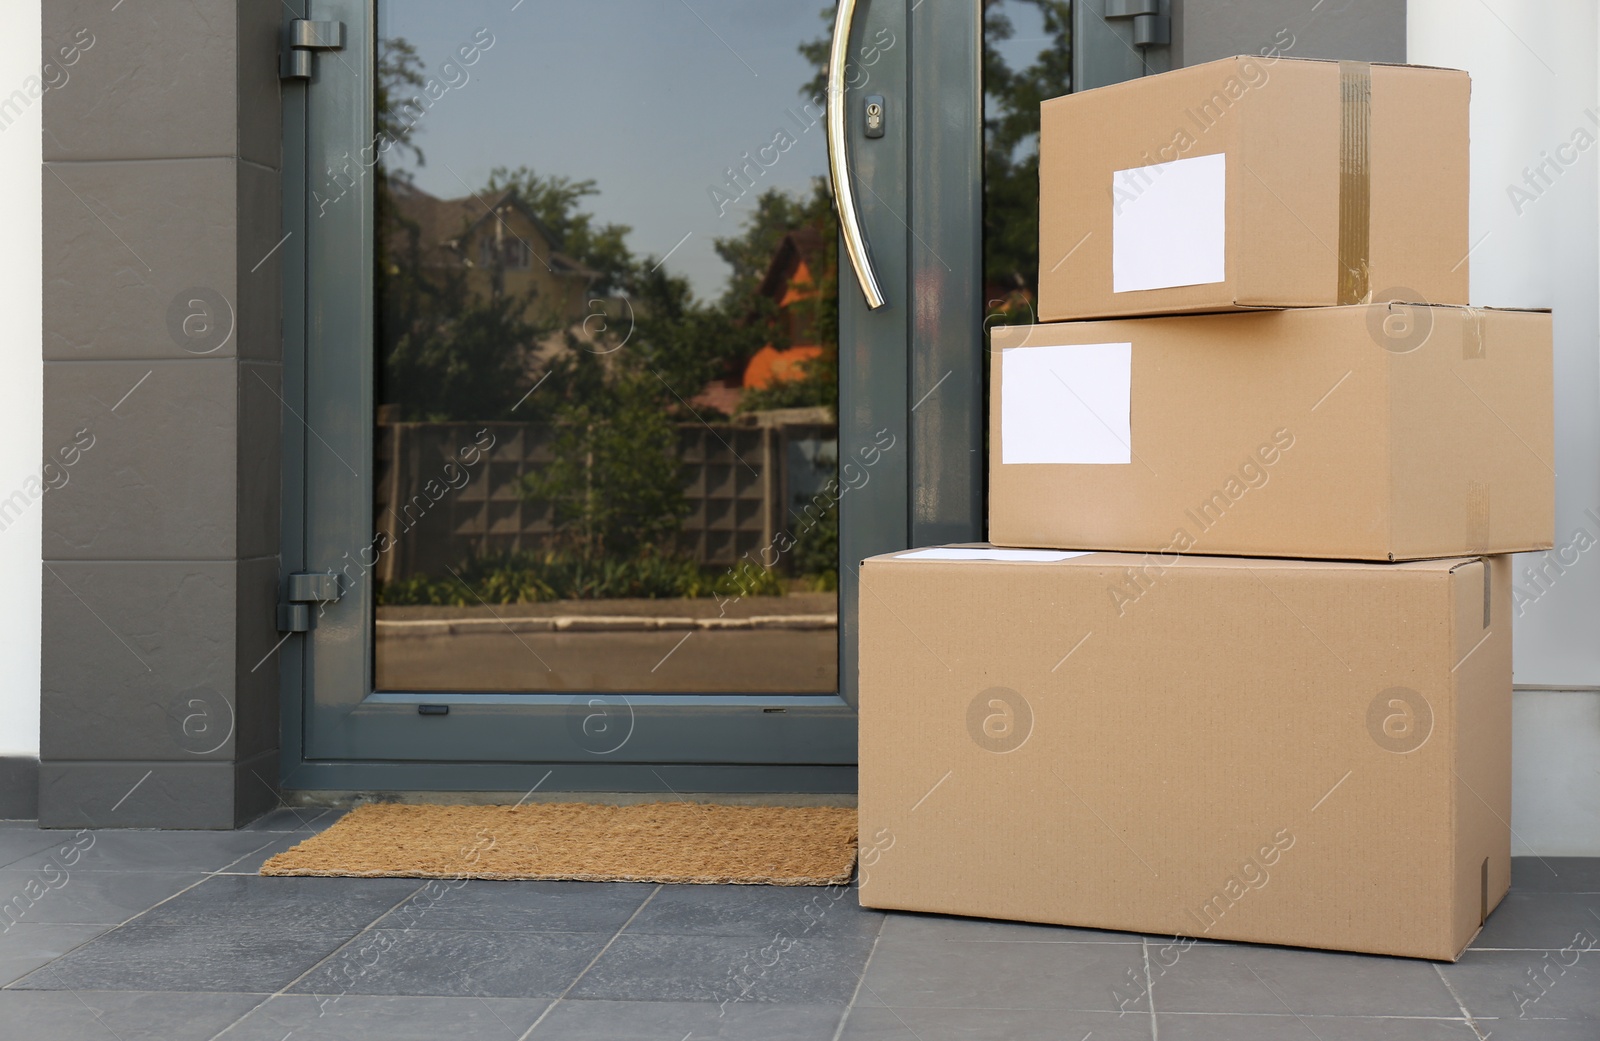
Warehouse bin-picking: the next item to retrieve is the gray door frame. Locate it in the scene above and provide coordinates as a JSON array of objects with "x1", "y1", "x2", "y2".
[{"x1": 276, "y1": 0, "x2": 982, "y2": 793}]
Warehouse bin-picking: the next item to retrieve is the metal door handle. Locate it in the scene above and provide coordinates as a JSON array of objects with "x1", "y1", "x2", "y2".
[{"x1": 827, "y1": 0, "x2": 887, "y2": 311}]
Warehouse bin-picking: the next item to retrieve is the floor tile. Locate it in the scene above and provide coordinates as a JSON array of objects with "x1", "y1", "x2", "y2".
[
  {"x1": 570, "y1": 932, "x2": 875, "y2": 1006},
  {"x1": 0, "y1": 869, "x2": 205, "y2": 925},
  {"x1": 0, "y1": 922, "x2": 110, "y2": 985},
  {"x1": 838, "y1": 1005, "x2": 1152, "y2": 1040},
  {"x1": 0, "y1": 827, "x2": 61, "y2": 870},
  {"x1": 625, "y1": 883, "x2": 883, "y2": 939},
  {"x1": 531, "y1": 998, "x2": 845, "y2": 1040},
  {"x1": 1511, "y1": 857, "x2": 1600, "y2": 895},
  {"x1": 0, "y1": 989, "x2": 263, "y2": 1041},
  {"x1": 1460, "y1": 1018, "x2": 1600, "y2": 1040},
  {"x1": 1440, "y1": 946, "x2": 1600, "y2": 1022},
  {"x1": 1472, "y1": 893, "x2": 1600, "y2": 950},
  {"x1": 135, "y1": 874, "x2": 422, "y2": 931},
  {"x1": 220, "y1": 993, "x2": 550, "y2": 1040},
  {"x1": 1151, "y1": 945, "x2": 1462, "y2": 1017},
  {"x1": 4, "y1": 830, "x2": 288, "y2": 874},
  {"x1": 289, "y1": 928, "x2": 611, "y2": 998},
  {"x1": 878, "y1": 909, "x2": 1141, "y2": 945},
  {"x1": 240, "y1": 807, "x2": 335, "y2": 833},
  {"x1": 376, "y1": 879, "x2": 655, "y2": 933},
  {"x1": 858, "y1": 936, "x2": 1146, "y2": 1011},
  {"x1": 11, "y1": 920, "x2": 358, "y2": 992},
  {"x1": 0, "y1": 840, "x2": 1587, "y2": 1035},
  {"x1": 1156, "y1": 1013, "x2": 1479, "y2": 1040},
  {"x1": 219, "y1": 832, "x2": 318, "y2": 873}
]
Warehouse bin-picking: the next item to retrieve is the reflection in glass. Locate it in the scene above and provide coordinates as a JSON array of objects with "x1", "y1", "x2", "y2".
[
  {"x1": 983, "y1": 1, "x2": 1071, "y2": 325},
  {"x1": 368, "y1": 3, "x2": 864, "y2": 693}
]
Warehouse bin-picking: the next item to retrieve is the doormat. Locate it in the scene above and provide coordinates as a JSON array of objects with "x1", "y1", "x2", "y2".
[{"x1": 260, "y1": 802, "x2": 858, "y2": 885}]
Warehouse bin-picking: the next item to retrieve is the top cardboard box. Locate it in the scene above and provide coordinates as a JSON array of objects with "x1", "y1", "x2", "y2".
[{"x1": 1038, "y1": 56, "x2": 1470, "y2": 321}]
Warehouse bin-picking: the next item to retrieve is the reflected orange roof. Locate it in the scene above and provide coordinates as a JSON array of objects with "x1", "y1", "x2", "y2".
[{"x1": 744, "y1": 344, "x2": 824, "y2": 390}]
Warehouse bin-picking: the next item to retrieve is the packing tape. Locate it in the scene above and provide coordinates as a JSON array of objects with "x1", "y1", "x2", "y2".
[
  {"x1": 1463, "y1": 307, "x2": 1487, "y2": 360},
  {"x1": 1482, "y1": 557, "x2": 1492, "y2": 628},
  {"x1": 1337, "y1": 61, "x2": 1372, "y2": 306},
  {"x1": 1480, "y1": 858, "x2": 1490, "y2": 925}
]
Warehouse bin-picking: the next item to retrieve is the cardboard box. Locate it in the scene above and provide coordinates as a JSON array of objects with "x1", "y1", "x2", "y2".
[
  {"x1": 1037, "y1": 56, "x2": 1470, "y2": 321},
  {"x1": 989, "y1": 304, "x2": 1553, "y2": 561},
  {"x1": 857, "y1": 546, "x2": 1511, "y2": 961}
]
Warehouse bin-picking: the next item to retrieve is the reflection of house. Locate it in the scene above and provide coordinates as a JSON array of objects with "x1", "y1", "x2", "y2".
[
  {"x1": 744, "y1": 342, "x2": 823, "y2": 390},
  {"x1": 694, "y1": 226, "x2": 832, "y2": 415},
  {"x1": 745, "y1": 226, "x2": 826, "y2": 390},
  {"x1": 384, "y1": 180, "x2": 596, "y2": 327}
]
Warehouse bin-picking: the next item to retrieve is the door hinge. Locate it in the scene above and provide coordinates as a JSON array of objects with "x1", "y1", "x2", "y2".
[
  {"x1": 281, "y1": 19, "x2": 345, "y2": 81},
  {"x1": 1105, "y1": 0, "x2": 1170, "y2": 48},
  {"x1": 277, "y1": 571, "x2": 344, "y2": 632}
]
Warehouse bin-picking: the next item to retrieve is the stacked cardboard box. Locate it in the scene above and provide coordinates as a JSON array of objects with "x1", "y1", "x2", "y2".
[{"x1": 858, "y1": 57, "x2": 1555, "y2": 961}]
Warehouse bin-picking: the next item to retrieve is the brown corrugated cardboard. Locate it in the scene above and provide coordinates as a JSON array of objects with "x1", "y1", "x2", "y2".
[
  {"x1": 857, "y1": 547, "x2": 1511, "y2": 961},
  {"x1": 1037, "y1": 56, "x2": 1470, "y2": 321},
  {"x1": 989, "y1": 304, "x2": 1553, "y2": 561}
]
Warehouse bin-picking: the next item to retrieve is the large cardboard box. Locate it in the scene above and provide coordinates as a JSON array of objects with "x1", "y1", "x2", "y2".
[
  {"x1": 1037, "y1": 56, "x2": 1470, "y2": 321},
  {"x1": 989, "y1": 304, "x2": 1553, "y2": 561},
  {"x1": 857, "y1": 546, "x2": 1511, "y2": 961}
]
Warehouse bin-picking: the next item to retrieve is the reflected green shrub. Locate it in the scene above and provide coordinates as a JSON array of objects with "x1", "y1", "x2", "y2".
[{"x1": 376, "y1": 549, "x2": 787, "y2": 606}]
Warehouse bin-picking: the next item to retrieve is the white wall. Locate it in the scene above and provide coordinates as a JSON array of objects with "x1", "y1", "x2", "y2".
[
  {"x1": 1410, "y1": 0, "x2": 1600, "y2": 855},
  {"x1": 0, "y1": 1, "x2": 42, "y2": 759}
]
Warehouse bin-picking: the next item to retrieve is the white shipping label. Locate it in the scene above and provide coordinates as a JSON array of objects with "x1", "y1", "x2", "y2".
[
  {"x1": 894, "y1": 548, "x2": 1092, "y2": 563},
  {"x1": 1001, "y1": 342, "x2": 1132, "y2": 465},
  {"x1": 1112, "y1": 152, "x2": 1227, "y2": 294}
]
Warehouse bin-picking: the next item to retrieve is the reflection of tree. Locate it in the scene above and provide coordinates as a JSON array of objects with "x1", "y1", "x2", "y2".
[
  {"x1": 380, "y1": 275, "x2": 543, "y2": 422},
  {"x1": 523, "y1": 370, "x2": 688, "y2": 561},
  {"x1": 520, "y1": 246, "x2": 765, "y2": 563},
  {"x1": 984, "y1": 1, "x2": 1072, "y2": 315},
  {"x1": 376, "y1": 37, "x2": 425, "y2": 171}
]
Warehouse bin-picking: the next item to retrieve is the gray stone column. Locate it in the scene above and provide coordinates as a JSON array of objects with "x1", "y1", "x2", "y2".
[{"x1": 38, "y1": 2, "x2": 285, "y2": 828}]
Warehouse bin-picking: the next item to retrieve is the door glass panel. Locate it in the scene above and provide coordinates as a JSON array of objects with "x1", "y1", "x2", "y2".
[{"x1": 371, "y1": 2, "x2": 860, "y2": 693}]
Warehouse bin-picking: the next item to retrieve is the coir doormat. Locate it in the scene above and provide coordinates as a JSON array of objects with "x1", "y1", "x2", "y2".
[{"x1": 260, "y1": 802, "x2": 858, "y2": 885}]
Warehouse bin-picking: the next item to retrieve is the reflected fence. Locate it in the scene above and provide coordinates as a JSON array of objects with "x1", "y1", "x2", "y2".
[{"x1": 372, "y1": 409, "x2": 838, "y2": 585}]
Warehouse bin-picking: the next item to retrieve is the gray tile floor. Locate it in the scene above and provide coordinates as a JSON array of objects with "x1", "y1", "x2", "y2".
[{"x1": 0, "y1": 810, "x2": 1596, "y2": 1040}]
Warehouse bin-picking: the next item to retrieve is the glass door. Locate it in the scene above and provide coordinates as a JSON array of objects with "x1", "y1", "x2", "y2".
[
  {"x1": 367, "y1": 4, "x2": 862, "y2": 697},
  {"x1": 278, "y1": 0, "x2": 981, "y2": 789}
]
